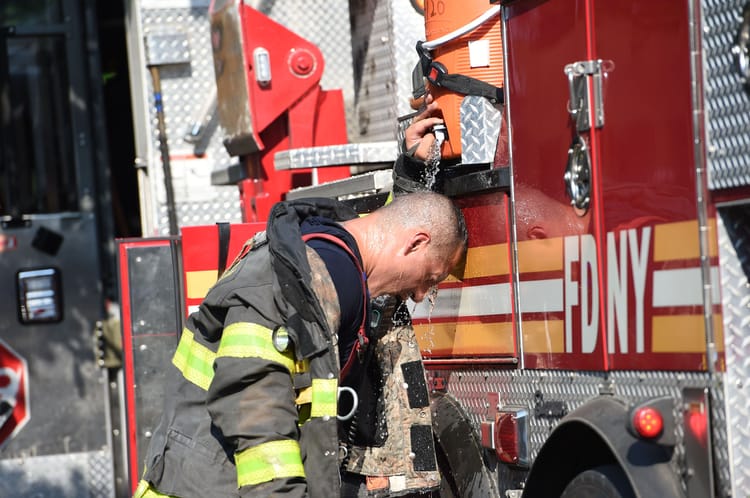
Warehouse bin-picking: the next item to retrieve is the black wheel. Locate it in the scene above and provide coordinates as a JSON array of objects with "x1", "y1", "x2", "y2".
[{"x1": 560, "y1": 465, "x2": 636, "y2": 498}]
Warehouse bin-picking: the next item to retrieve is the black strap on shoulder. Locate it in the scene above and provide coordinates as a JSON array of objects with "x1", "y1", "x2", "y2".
[
  {"x1": 301, "y1": 232, "x2": 369, "y2": 380},
  {"x1": 416, "y1": 41, "x2": 504, "y2": 104},
  {"x1": 216, "y1": 222, "x2": 231, "y2": 278}
]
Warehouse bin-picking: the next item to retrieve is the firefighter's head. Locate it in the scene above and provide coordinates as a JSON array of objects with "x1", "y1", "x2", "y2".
[{"x1": 342, "y1": 191, "x2": 466, "y2": 302}]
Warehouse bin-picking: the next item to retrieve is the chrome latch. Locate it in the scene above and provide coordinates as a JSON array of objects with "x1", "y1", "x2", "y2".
[{"x1": 564, "y1": 59, "x2": 614, "y2": 132}]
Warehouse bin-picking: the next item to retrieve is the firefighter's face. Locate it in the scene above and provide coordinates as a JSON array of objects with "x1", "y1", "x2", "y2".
[{"x1": 393, "y1": 242, "x2": 463, "y2": 303}]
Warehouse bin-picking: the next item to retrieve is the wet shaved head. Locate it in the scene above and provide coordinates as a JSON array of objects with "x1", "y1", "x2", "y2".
[{"x1": 379, "y1": 191, "x2": 467, "y2": 259}]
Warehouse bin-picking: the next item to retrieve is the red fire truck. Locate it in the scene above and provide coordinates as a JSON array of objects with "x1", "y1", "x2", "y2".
[
  {"x1": 118, "y1": 1, "x2": 750, "y2": 497},
  {"x1": 2, "y1": 0, "x2": 750, "y2": 497}
]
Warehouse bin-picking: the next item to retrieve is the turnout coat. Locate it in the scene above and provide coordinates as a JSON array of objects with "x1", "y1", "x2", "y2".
[{"x1": 137, "y1": 198, "x2": 357, "y2": 498}]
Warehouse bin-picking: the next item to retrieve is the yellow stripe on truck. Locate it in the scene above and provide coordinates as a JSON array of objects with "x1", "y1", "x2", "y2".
[
  {"x1": 461, "y1": 243, "x2": 509, "y2": 279},
  {"x1": 186, "y1": 269, "x2": 217, "y2": 300},
  {"x1": 415, "y1": 319, "x2": 565, "y2": 356},
  {"x1": 447, "y1": 238, "x2": 562, "y2": 282},
  {"x1": 521, "y1": 320, "x2": 565, "y2": 353},
  {"x1": 415, "y1": 322, "x2": 515, "y2": 355},
  {"x1": 517, "y1": 238, "x2": 564, "y2": 273},
  {"x1": 651, "y1": 314, "x2": 723, "y2": 353},
  {"x1": 653, "y1": 219, "x2": 718, "y2": 262}
]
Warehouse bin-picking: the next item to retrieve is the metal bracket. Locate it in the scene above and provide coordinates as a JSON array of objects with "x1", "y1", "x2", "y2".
[
  {"x1": 442, "y1": 167, "x2": 510, "y2": 197},
  {"x1": 564, "y1": 59, "x2": 614, "y2": 132}
]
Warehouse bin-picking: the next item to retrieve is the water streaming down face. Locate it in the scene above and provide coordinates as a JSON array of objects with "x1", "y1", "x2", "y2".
[
  {"x1": 402, "y1": 130, "x2": 446, "y2": 349},
  {"x1": 409, "y1": 285, "x2": 440, "y2": 353}
]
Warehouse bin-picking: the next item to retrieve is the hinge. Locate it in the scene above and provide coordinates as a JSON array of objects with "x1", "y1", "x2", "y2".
[{"x1": 564, "y1": 59, "x2": 614, "y2": 132}]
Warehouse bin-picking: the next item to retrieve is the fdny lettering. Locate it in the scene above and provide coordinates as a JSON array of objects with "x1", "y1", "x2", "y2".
[{"x1": 564, "y1": 227, "x2": 651, "y2": 354}]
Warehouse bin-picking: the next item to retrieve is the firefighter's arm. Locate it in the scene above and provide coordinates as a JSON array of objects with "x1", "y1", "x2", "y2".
[
  {"x1": 403, "y1": 99, "x2": 443, "y2": 160},
  {"x1": 206, "y1": 306, "x2": 306, "y2": 498},
  {"x1": 393, "y1": 99, "x2": 443, "y2": 195}
]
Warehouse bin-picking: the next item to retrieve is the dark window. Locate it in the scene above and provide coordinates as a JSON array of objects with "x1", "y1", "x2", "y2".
[{"x1": 1, "y1": 35, "x2": 77, "y2": 216}]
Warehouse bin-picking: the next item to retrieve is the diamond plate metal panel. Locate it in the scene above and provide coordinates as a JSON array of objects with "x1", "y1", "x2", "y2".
[
  {"x1": 350, "y1": 0, "x2": 425, "y2": 143},
  {"x1": 286, "y1": 169, "x2": 393, "y2": 201},
  {"x1": 0, "y1": 450, "x2": 115, "y2": 498},
  {"x1": 140, "y1": 5, "x2": 242, "y2": 234},
  {"x1": 702, "y1": 0, "x2": 750, "y2": 190},
  {"x1": 718, "y1": 204, "x2": 750, "y2": 497},
  {"x1": 461, "y1": 96, "x2": 502, "y2": 165},
  {"x1": 427, "y1": 368, "x2": 716, "y2": 496},
  {"x1": 392, "y1": 0, "x2": 428, "y2": 119},
  {"x1": 144, "y1": 31, "x2": 191, "y2": 66},
  {"x1": 275, "y1": 141, "x2": 398, "y2": 170}
]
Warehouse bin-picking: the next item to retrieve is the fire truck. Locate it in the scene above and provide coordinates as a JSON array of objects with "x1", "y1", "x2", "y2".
[{"x1": 2, "y1": 0, "x2": 750, "y2": 497}]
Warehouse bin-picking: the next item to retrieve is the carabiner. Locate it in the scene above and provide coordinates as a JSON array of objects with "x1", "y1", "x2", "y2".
[{"x1": 337, "y1": 386, "x2": 359, "y2": 421}]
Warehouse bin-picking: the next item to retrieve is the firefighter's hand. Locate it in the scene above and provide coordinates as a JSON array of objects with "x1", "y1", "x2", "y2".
[{"x1": 404, "y1": 97, "x2": 443, "y2": 162}]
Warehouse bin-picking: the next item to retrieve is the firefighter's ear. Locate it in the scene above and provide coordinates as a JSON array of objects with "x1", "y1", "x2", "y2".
[{"x1": 405, "y1": 232, "x2": 430, "y2": 255}]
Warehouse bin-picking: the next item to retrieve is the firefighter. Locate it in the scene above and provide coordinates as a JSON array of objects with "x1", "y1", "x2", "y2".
[{"x1": 133, "y1": 191, "x2": 467, "y2": 498}]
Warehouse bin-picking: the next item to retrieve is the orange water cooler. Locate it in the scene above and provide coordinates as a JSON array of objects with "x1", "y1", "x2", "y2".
[{"x1": 421, "y1": 1, "x2": 504, "y2": 160}]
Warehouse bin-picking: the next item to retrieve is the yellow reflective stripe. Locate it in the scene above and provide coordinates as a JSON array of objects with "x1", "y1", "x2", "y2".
[
  {"x1": 172, "y1": 328, "x2": 216, "y2": 391},
  {"x1": 236, "y1": 439, "x2": 305, "y2": 487},
  {"x1": 310, "y1": 378, "x2": 337, "y2": 418},
  {"x1": 217, "y1": 323, "x2": 295, "y2": 373},
  {"x1": 133, "y1": 480, "x2": 175, "y2": 498}
]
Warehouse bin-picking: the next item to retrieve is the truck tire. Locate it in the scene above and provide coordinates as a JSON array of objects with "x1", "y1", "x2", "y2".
[{"x1": 560, "y1": 465, "x2": 636, "y2": 498}]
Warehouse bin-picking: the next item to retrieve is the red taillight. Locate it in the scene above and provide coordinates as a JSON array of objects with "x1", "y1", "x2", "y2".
[
  {"x1": 495, "y1": 413, "x2": 520, "y2": 464},
  {"x1": 686, "y1": 403, "x2": 708, "y2": 447},
  {"x1": 632, "y1": 406, "x2": 664, "y2": 439},
  {"x1": 481, "y1": 405, "x2": 529, "y2": 468}
]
